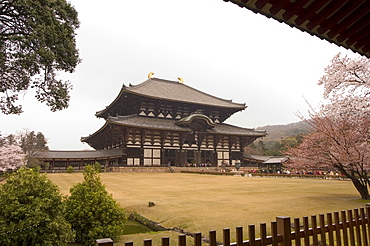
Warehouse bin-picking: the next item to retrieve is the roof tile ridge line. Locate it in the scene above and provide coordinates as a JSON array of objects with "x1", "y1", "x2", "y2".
[
  {"x1": 265, "y1": 156, "x2": 272, "y2": 162},
  {"x1": 219, "y1": 122, "x2": 264, "y2": 131},
  {"x1": 95, "y1": 86, "x2": 127, "y2": 117},
  {"x1": 127, "y1": 78, "x2": 153, "y2": 89},
  {"x1": 96, "y1": 78, "x2": 152, "y2": 116},
  {"x1": 109, "y1": 114, "x2": 137, "y2": 120},
  {"x1": 98, "y1": 78, "x2": 176, "y2": 116},
  {"x1": 130, "y1": 77, "x2": 246, "y2": 108},
  {"x1": 127, "y1": 78, "x2": 179, "y2": 90},
  {"x1": 176, "y1": 80, "x2": 247, "y2": 107},
  {"x1": 81, "y1": 121, "x2": 110, "y2": 142},
  {"x1": 96, "y1": 78, "x2": 152, "y2": 117}
]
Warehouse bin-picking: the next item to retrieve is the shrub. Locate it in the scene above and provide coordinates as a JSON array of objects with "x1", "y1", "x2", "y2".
[
  {"x1": 64, "y1": 165, "x2": 126, "y2": 245},
  {"x1": 67, "y1": 165, "x2": 74, "y2": 173},
  {"x1": 0, "y1": 167, "x2": 74, "y2": 245},
  {"x1": 94, "y1": 162, "x2": 102, "y2": 173}
]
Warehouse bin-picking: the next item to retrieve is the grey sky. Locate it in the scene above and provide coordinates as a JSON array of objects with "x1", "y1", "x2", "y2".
[{"x1": 0, "y1": 0, "x2": 356, "y2": 150}]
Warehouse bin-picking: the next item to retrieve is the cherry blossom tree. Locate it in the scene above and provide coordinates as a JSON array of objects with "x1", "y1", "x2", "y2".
[
  {"x1": 0, "y1": 145, "x2": 26, "y2": 172},
  {"x1": 319, "y1": 53, "x2": 370, "y2": 120},
  {"x1": 287, "y1": 53, "x2": 370, "y2": 199},
  {"x1": 287, "y1": 116, "x2": 370, "y2": 199}
]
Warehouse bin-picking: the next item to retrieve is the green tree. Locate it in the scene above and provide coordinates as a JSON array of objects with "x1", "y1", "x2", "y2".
[
  {"x1": 0, "y1": 167, "x2": 74, "y2": 245},
  {"x1": 35, "y1": 132, "x2": 48, "y2": 150},
  {"x1": 257, "y1": 140, "x2": 266, "y2": 153},
  {"x1": 20, "y1": 130, "x2": 48, "y2": 167},
  {"x1": 0, "y1": 0, "x2": 80, "y2": 114},
  {"x1": 5, "y1": 134, "x2": 17, "y2": 146},
  {"x1": 64, "y1": 165, "x2": 126, "y2": 245}
]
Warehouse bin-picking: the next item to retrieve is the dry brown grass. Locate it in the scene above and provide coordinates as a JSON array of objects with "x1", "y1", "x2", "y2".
[{"x1": 47, "y1": 172, "x2": 368, "y2": 245}]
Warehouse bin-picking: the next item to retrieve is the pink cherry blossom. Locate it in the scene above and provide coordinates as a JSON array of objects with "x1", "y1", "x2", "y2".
[
  {"x1": 287, "y1": 54, "x2": 370, "y2": 199},
  {"x1": 0, "y1": 145, "x2": 26, "y2": 172}
]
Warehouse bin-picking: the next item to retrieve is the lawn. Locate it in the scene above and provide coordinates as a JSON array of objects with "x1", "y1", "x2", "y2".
[{"x1": 47, "y1": 173, "x2": 369, "y2": 245}]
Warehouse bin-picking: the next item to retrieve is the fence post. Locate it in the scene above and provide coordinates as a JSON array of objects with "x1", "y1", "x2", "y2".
[
  {"x1": 95, "y1": 238, "x2": 114, "y2": 246},
  {"x1": 162, "y1": 237, "x2": 170, "y2": 246},
  {"x1": 277, "y1": 216, "x2": 291, "y2": 246},
  {"x1": 194, "y1": 233, "x2": 202, "y2": 246},
  {"x1": 209, "y1": 230, "x2": 217, "y2": 246},
  {"x1": 223, "y1": 228, "x2": 230, "y2": 246},
  {"x1": 236, "y1": 226, "x2": 243, "y2": 246},
  {"x1": 179, "y1": 234, "x2": 186, "y2": 246}
]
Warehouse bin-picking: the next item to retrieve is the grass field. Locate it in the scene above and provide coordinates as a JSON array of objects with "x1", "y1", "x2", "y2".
[{"x1": 46, "y1": 173, "x2": 369, "y2": 245}]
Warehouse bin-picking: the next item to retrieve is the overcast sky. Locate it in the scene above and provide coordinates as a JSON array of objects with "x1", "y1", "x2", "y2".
[{"x1": 0, "y1": 0, "x2": 360, "y2": 150}]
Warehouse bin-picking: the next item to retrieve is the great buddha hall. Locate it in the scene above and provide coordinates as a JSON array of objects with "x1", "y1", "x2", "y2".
[{"x1": 37, "y1": 74, "x2": 267, "y2": 170}]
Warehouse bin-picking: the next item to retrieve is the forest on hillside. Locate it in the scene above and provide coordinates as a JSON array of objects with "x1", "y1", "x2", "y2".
[{"x1": 245, "y1": 121, "x2": 311, "y2": 156}]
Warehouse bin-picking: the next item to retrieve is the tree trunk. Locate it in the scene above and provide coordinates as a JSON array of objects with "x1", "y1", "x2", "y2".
[
  {"x1": 335, "y1": 164, "x2": 370, "y2": 200},
  {"x1": 350, "y1": 177, "x2": 370, "y2": 199}
]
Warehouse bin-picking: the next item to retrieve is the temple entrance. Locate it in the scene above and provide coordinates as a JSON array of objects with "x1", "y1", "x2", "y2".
[
  {"x1": 200, "y1": 150, "x2": 214, "y2": 166},
  {"x1": 163, "y1": 149, "x2": 176, "y2": 166},
  {"x1": 186, "y1": 150, "x2": 195, "y2": 166},
  {"x1": 184, "y1": 150, "x2": 215, "y2": 166}
]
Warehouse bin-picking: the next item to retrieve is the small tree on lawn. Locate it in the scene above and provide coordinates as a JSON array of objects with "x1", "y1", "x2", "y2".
[
  {"x1": 0, "y1": 167, "x2": 75, "y2": 245},
  {"x1": 64, "y1": 165, "x2": 126, "y2": 245},
  {"x1": 287, "y1": 53, "x2": 370, "y2": 199}
]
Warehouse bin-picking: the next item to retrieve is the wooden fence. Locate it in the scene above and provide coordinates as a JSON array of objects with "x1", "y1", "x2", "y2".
[{"x1": 97, "y1": 205, "x2": 370, "y2": 246}]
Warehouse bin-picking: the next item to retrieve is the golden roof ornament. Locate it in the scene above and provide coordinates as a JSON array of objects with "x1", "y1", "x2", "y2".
[
  {"x1": 148, "y1": 72, "x2": 154, "y2": 79},
  {"x1": 178, "y1": 77, "x2": 183, "y2": 83}
]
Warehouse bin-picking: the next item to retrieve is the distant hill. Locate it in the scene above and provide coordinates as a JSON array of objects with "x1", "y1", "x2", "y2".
[{"x1": 256, "y1": 121, "x2": 311, "y2": 142}]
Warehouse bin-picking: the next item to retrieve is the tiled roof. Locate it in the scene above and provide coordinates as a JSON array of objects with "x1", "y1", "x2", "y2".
[
  {"x1": 243, "y1": 155, "x2": 269, "y2": 162},
  {"x1": 105, "y1": 115, "x2": 266, "y2": 136},
  {"x1": 243, "y1": 154, "x2": 289, "y2": 164},
  {"x1": 126, "y1": 78, "x2": 246, "y2": 108},
  {"x1": 210, "y1": 122, "x2": 266, "y2": 136},
  {"x1": 263, "y1": 156, "x2": 289, "y2": 164},
  {"x1": 109, "y1": 115, "x2": 186, "y2": 131},
  {"x1": 82, "y1": 115, "x2": 266, "y2": 142},
  {"x1": 35, "y1": 148, "x2": 125, "y2": 160}
]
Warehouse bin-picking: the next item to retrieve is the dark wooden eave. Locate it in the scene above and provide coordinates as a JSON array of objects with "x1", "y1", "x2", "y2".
[
  {"x1": 224, "y1": 0, "x2": 370, "y2": 58},
  {"x1": 96, "y1": 78, "x2": 247, "y2": 119},
  {"x1": 81, "y1": 115, "x2": 267, "y2": 149}
]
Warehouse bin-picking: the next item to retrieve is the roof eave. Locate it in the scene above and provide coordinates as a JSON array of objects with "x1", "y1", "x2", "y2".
[{"x1": 224, "y1": 0, "x2": 370, "y2": 58}]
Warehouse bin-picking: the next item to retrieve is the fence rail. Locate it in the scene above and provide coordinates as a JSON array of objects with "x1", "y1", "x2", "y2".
[{"x1": 97, "y1": 204, "x2": 370, "y2": 246}]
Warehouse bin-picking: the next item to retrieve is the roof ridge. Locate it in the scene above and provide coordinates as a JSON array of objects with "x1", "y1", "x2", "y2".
[
  {"x1": 128, "y1": 78, "x2": 178, "y2": 89},
  {"x1": 128, "y1": 78, "x2": 246, "y2": 107}
]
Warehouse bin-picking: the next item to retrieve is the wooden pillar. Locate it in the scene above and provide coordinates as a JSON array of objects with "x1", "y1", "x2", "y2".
[
  {"x1": 228, "y1": 136, "x2": 232, "y2": 165},
  {"x1": 179, "y1": 132, "x2": 187, "y2": 166},
  {"x1": 196, "y1": 132, "x2": 201, "y2": 165}
]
